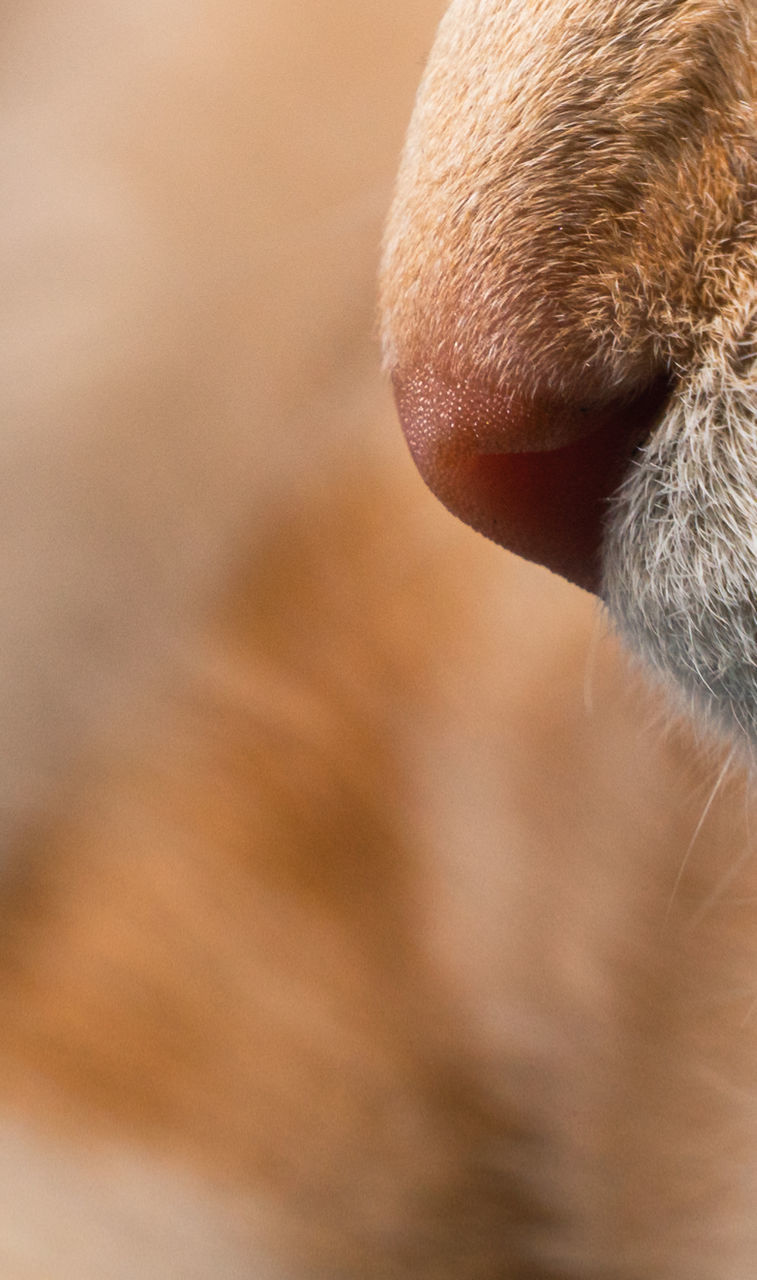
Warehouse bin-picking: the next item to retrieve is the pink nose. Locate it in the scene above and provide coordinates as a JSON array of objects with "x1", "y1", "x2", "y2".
[{"x1": 392, "y1": 370, "x2": 671, "y2": 593}]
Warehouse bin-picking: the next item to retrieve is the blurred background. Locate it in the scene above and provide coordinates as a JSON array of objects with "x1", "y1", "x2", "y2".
[{"x1": 0, "y1": 2, "x2": 751, "y2": 1276}]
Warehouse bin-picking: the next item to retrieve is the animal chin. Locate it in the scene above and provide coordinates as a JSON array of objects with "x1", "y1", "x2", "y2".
[{"x1": 392, "y1": 370, "x2": 672, "y2": 594}]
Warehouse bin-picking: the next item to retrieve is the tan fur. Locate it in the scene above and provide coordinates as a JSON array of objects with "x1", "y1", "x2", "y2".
[
  {"x1": 4, "y1": 1, "x2": 757, "y2": 1277},
  {"x1": 383, "y1": 1, "x2": 755, "y2": 391}
]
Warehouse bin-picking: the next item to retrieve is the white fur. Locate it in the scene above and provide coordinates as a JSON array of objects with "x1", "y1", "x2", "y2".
[{"x1": 603, "y1": 278, "x2": 757, "y2": 748}]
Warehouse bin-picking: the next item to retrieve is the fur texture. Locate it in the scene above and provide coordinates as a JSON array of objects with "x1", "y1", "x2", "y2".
[{"x1": 381, "y1": 0, "x2": 757, "y2": 747}]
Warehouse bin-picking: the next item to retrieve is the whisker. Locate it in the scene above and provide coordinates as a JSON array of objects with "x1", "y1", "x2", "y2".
[{"x1": 665, "y1": 748, "x2": 735, "y2": 922}]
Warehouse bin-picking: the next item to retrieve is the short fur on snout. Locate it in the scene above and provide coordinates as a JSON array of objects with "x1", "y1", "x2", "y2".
[{"x1": 381, "y1": 0, "x2": 757, "y2": 747}]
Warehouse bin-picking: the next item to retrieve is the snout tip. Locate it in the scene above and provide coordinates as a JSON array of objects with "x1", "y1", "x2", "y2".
[{"x1": 392, "y1": 368, "x2": 671, "y2": 594}]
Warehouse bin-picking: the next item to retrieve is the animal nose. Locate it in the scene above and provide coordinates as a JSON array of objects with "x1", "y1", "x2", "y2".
[{"x1": 392, "y1": 368, "x2": 671, "y2": 594}]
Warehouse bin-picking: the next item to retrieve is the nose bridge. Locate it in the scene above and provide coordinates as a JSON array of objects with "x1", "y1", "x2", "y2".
[
  {"x1": 381, "y1": 12, "x2": 654, "y2": 399},
  {"x1": 382, "y1": 165, "x2": 644, "y2": 412}
]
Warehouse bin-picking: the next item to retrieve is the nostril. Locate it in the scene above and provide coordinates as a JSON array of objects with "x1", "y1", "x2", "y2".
[{"x1": 392, "y1": 369, "x2": 672, "y2": 593}]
